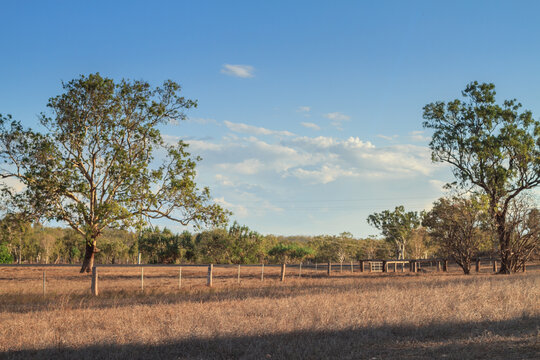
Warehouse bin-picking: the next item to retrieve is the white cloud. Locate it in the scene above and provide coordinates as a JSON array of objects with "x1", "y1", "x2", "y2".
[
  {"x1": 292, "y1": 164, "x2": 359, "y2": 184},
  {"x1": 409, "y1": 130, "x2": 431, "y2": 142},
  {"x1": 215, "y1": 174, "x2": 234, "y2": 187},
  {"x1": 214, "y1": 197, "x2": 249, "y2": 217},
  {"x1": 297, "y1": 106, "x2": 311, "y2": 113},
  {"x1": 218, "y1": 158, "x2": 264, "y2": 175},
  {"x1": 224, "y1": 120, "x2": 295, "y2": 137},
  {"x1": 377, "y1": 134, "x2": 398, "y2": 141},
  {"x1": 1, "y1": 177, "x2": 26, "y2": 193},
  {"x1": 220, "y1": 64, "x2": 255, "y2": 78},
  {"x1": 323, "y1": 112, "x2": 351, "y2": 130},
  {"x1": 186, "y1": 132, "x2": 437, "y2": 187},
  {"x1": 300, "y1": 122, "x2": 320, "y2": 131}
]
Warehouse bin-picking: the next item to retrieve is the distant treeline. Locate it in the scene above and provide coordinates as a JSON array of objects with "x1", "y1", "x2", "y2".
[{"x1": 0, "y1": 220, "x2": 461, "y2": 265}]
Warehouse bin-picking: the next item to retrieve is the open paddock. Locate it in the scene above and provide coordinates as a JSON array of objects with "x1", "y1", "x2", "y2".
[{"x1": 0, "y1": 265, "x2": 539, "y2": 359}]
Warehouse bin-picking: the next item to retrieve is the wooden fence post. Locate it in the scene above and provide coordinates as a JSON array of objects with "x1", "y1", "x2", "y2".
[
  {"x1": 327, "y1": 262, "x2": 331, "y2": 276},
  {"x1": 382, "y1": 260, "x2": 387, "y2": 273},
  {"x1": 443, "y1": 260, "x2": 448, "y2": 272},
  {"x1": 91, "y1": 266, "x2": 98, "y2": 296},
  {"x1": 522, "y1": 263, "x2": 526, "y2": 272},
  {"x1": 475, "y1": 259, "x2": 480, "y2": 273},
  {"x1": 261, "y1": 263, "x2": 264, "y2": 281},
  {"x1": 141, "y1": 267, "x2": 144, "y2": 291},
  {"x1": 42, "y1": 271, "x2": 46, "y2": 297},
  {"x1": 207, "y1": 264, "x2": 213, "y2": 287},
  {"x1": 368, "y1": 261, "x2": 372, "y2": 273},
  {"x1": 436, "y1": 261, "x2": 441, "y2": 272},
  {"x1": 492, "y1": 260, "x2": 497, "y2": 273},
  {"x1": 299, "y1": 263, "x2": 302, "y2": 278},
  {"x1": 359, "y1": 260, "x2": 364, "y2": 273},
  {"x1": 280, "y1": 264, "x2": 286, "y2": 282},
  {"x1": 178, "y1": 267, "x2": 182, "y2": 289},
  {"x1": 237, "y1": 264, "x2": 241, "y2": 284},
  {"x1": 350, "y1": 260, "x2": 354, "y2": 272}
]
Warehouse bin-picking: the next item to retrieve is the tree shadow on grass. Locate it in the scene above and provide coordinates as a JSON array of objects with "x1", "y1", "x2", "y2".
[{"x1": 3, "y1": 316, "x2": 538, "y2": 360}]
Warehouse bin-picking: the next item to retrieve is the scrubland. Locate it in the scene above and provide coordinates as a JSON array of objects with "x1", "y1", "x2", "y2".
[{"x1": 0, "y1": 266, "x2": 539, "y2": 359}]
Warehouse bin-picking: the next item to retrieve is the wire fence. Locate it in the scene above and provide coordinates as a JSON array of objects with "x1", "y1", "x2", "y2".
[{"x1": 0, "y1": 258, "x2": 533, "y2": 297}]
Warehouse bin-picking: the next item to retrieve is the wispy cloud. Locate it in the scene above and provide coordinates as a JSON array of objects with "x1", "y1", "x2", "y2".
[
  {"x1": 301, "y1": 122, "x2": 321, "y2": 131},
  {"x1": 189, "y1": 133, "x2": 435, "y2": 186},
  {"x1": 377, "y1": 134, "x2": 398, "y2": 141},
  {"x1": 220, "y1": 64, "x2": 255, "y2": 78},
  {"x1": 297, "y1": 106, "x2": 311, "y2": 113},
  {"x1": 324, "y1": 112, "x2": 350, "y2": 121},
  {"x1": 214, "y1": 197, "x2": 249, "y2": 217},
  {"x1": 409, "y1": 130, "x2": 431, "y2": 142},
  {"x1": 186, "y1": 117, "x2": 219, "y2": 125},
  {"x1": 224, "y1": 120, "x2": 295, "y2": 137},
  {"x1": 323, "y1": 112, "x2": 351, "y2": 130}
]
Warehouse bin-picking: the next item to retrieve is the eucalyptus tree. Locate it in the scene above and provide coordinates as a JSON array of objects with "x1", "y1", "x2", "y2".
[
  {"x1": 423, "y1": 196, "x2": 492, "y2": 274},
  {"x1": 367, "y1": 206, "x2": 422, "y2": 259},
  {"x1": 423, "y1": 82, "x2": 540, "y2": 273},
  {"x1": 0, "y1": 73, "x2": 229, "y2": 272}
]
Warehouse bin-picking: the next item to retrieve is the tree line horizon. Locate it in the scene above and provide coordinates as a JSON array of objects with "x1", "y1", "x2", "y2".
[{"x1": 1, "y1": 74, "x2": 538, "y2": 274}]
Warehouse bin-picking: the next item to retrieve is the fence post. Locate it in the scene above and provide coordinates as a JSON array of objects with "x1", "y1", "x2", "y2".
[
  {"x1": 207, "y1": 264, "x2": 213, "y2": 287},
  {"x1": 475, "y1": 259, "x2": 480, "y2": 273},
  {"x1": 382, "y1": 260, "x2": 387, "y2": 273},
  {"x1": 237, "y1": 264, "x2": 241, "y2": 284},
  {"x1": 368, "y1": 261, "x2": 372, "y2": 273},
  {"x1": 141, "y1": 267, "x2": 144, "y2": 291},
  {"x1": 280, "y1": 264, "x2": 286, "y2": 282},
  {"x1": 327, "y1": 262, "x2": 331, "y2": 276},
  {"x1": 261, "y1": 263, "x2": 264, "y2": 281},
  {"x1": 299, "y1": 263, "x2": 302, "y2": 278},
  {"x1": 91, "y1": 266, "x2": 99, "y2": 296},
  {"x1": 42, "y1": 271, "x2": 46, "y2": 297},
  {"x1": 340, "y1": 262, "x2": 343, "y2": 273},
  {"x1": 436, "y1": 261, "x2": 441, "y2": 272},
  {"x1": 443, "y1": 260, "x2": 448, "y2": 272},
  {"x1": 359, "y1": 260, "x2": 364, "y2": 273},
  {"x1": 350, "y1": 260, "x2": 354, "y2": 272},
  {"x1": 179, "y1": 267, "x2": 182, "y2": 289},
  {"x1": 522, "y1": 263, "x2": 526, "y2": 272},
  {"x1": 492, "y1": 260, "x2": 497, "y2": 273}
]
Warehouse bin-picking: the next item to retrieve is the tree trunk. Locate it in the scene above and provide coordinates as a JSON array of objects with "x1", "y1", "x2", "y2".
[
  {"x1": 496, "y1": 214, "x2": 512, "y2": 274},
  {"x1": 80, "y1": 237, "x2": 99, "y2": 273}
]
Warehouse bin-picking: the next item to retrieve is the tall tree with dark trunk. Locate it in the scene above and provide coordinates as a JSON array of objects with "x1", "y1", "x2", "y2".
[
  {"x1": 0, "y1": 73, "x2": 229, "y2": 272},
  {"x1": 423, "y1": 82, "x2": 540, "y2": 273}
]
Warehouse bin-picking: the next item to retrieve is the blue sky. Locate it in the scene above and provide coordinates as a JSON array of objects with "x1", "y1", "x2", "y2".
[{"x1": 1, "y1": 0, "x2": 539, "y2": 237}]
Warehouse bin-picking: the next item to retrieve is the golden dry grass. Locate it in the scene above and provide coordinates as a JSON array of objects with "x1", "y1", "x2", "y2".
[{"x1": 1, "y1": 265, "x2": 539, "y2": 359}]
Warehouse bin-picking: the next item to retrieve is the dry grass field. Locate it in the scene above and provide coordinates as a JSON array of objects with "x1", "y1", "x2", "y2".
[{"x1": 1, "y1": 265, "x2": 539, "y2": 359}]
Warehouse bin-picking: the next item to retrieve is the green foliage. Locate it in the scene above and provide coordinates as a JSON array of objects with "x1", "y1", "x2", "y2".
[
  {"x1": 138, "y1": 227, "x2": 186, "y2": 264},
  {"x1": 423, "y1": 196, "x2": 493, "y2": 274},
  {"x1": 423, "y1": 82, "x2": 540, "y2": 272},
  {"x1": 0, "y1": 243, "x2": 13, "y2": 263},
  {"x1": 268, "y1": 242, "x2": 313, "y2": 263},
  {"x1": 0, "y1": 73, "x2": 229, "y2": 271},
  {"x1": 367, "y1": 206, "x2": 422, "y2": 259}
]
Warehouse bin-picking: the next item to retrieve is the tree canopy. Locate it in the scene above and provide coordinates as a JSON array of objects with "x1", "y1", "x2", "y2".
[
  {"x1": 367, "y1": 206, "x2": 422, "y2": 259},
  {"x1": 423, "y1": 82, "x2": 540, "y2": 272},
  {"x1": 0, "y1": 73, "x2": 229, "y2": 272}
]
